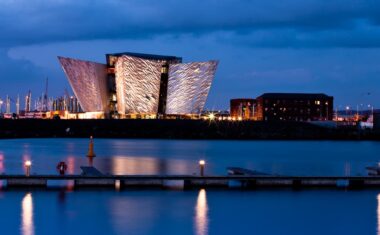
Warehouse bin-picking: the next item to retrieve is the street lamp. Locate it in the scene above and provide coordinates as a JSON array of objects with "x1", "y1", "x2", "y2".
[
  {"x1": 199, "y1": 160, "x2": 205, "y2": 176},
  {"x1": 208, "y1": 113, "x2": 215, "y2": 121},
  {"x1": 24, "y1": 160, "x2": 31, "y2": 177}
]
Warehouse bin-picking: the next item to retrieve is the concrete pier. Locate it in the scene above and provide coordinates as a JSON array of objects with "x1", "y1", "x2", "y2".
[
  {"x1": 74, "y1": 179, "x2": 115, "y2": 187},
  {"x1": 7, "y1": 178, "x2": 47, "y2": 187},
  {"x1": 1, "y1": 175, "x2": 380, "y2": 190}
]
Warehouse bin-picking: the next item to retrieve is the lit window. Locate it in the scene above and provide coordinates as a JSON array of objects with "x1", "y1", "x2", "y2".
[
  {"x1": 161, "y1": 67, "x2": 168, "y2": 73},
  {"x1": 315, "y1": 100, "x2": 320, "y2": 105}
]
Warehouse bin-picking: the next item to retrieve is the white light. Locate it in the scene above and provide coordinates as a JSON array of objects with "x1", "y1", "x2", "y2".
[
  {"x1": 25, "y1": 161, "x2": 31, "y2": 167},
  {"x1": 21, "y1": 193, "x2": 34, "y2": 235},
  {"x1": 195, "y1": 189, "x2": 208, "y2": 235},
  {"x1": 208, "y1": 113, "x2": 215, "y2": 120},
  {"x1": 199, "y1": 160, "x2": 205, "y2": 166}
]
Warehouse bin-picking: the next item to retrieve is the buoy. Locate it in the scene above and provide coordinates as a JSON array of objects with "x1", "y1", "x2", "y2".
[
  {"x1": 87, "y1": 136, "x2": 96, "y2": 157},
  {"x1": 56, "y1": 161, "x2": 68, "y2": 175}
]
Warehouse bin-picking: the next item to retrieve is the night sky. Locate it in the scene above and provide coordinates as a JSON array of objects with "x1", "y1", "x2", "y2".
[{"x1": 1, "y1": 0, "x2": 379, "y2": 110}]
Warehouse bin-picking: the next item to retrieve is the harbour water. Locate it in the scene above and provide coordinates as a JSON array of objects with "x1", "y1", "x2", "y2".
[{"x1": 0, "y1": 139, "x2": 380, "y2": 235}]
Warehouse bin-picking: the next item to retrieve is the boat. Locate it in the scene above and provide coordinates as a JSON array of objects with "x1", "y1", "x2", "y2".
[
  {"x1": 226, "y1": 167, "x2": 270, "y2": 176},
  {"x1": 366, "y1": 163, "x2": 380, "y2": 176}
]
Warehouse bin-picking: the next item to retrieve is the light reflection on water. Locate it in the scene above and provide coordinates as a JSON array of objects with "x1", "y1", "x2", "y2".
[
  {"x1": 0, "y1": 189, "x2": 374, "y2": 235},
  {"x1": 0, "y1": 139, "x2": 379, "y2": 176},
  {"x1": 0, "y1": 139, "x2": 376, "y2": 234},
  {"x1": 110, "y1": 156, "x2": 192, "y2": 175},
  {"x1": 21, "y1": 193, "x2": 34, "y2": 235},
  {"x1": 378, "y1": 194, "x2": 380, "y2": 235},
  {"x1": 195, "y1": 189, "x2": 209, "y2": 235},
  {"x1": 0, "y1": 153, "x2": 4, "y2": 173},
  {"x1": 66, "y1": 156, "x2": 76, "y2": 175}
]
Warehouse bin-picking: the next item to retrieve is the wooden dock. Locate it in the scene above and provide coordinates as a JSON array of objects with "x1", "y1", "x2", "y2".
[{"x1": 1, "y1": 175, "x2": 380, "y2": 189}]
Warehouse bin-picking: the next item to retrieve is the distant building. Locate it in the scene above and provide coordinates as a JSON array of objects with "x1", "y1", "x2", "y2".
[
  {"x1": 58, "y1": 52, "x2": 218, "y2": 119},
  {"x1": 255, "y1": 93, "x2": 333, "y2": 121},
  {"x1": 374, "y1": 111, "x2": 380, "y2": 131},
  {"x1": 230, "y1": 99, "x2": 255, "y2": 120},
  {"x1": 52, "y1": 96, "x2": 82, "y2": 113}
]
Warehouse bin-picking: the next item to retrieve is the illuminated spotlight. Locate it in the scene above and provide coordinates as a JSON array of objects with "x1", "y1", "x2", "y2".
[
  {"x1": 218, "y1": 117, "x2": 222, "y2": 121},
  {"x1": 238, "y1": 117, "x2": 242, "y2": 121},
  {"x1": 24, "y1": 160, "x2": 32, "y2": 177},
  {"x1": 208, "y1": 113, "x2": 215, "y2": 120},
  {"x1": 199, "y1": 160, "x2": 205, "y2": 176}
]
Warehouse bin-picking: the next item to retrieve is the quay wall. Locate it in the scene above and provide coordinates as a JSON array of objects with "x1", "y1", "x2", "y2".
[{"x1": 0, "y1": 119, "x2": 377, "y2": 140}]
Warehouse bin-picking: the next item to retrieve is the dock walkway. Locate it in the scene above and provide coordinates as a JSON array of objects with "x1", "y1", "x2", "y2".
[{"x1": 2, "y1": 175, "x2": 380, "y2": 189}]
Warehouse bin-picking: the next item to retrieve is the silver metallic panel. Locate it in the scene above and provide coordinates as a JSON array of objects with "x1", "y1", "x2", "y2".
[
  {"x1": 58, "y1": 56, "x2": 108, "y2": 113},
  {"x1": 166, "y1": 61, "x2": 218, "y2": 114},
  {"x1": 115, "y1": 55, "x2": 163, "y2": 114}
]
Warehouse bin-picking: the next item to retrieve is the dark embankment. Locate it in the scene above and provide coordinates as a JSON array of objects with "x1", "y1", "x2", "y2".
[{"x1": 0, "y1": 119, "x2": 378, "y2": 140}]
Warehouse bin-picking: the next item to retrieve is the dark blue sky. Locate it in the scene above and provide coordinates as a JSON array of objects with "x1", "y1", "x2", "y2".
[{"x1": 1, "y1": 0, "x2": 380, "y2": 110}]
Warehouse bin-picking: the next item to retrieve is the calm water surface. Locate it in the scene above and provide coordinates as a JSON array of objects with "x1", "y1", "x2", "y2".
[{"x1": 0, "y1": 138, "x2": 379, "y2": 235}]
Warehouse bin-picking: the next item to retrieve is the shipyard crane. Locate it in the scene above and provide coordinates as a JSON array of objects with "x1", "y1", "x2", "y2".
[{"x1": 42, "y1": 77, "x2": 49, "y2": 112}]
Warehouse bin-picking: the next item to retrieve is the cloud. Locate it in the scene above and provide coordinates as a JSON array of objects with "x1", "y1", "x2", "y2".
[
  {"x1": 1, "y1": 0, "x2": 380, "y2": 48},
  {"x1": 0, "y1": 49, "x2": 46, "y2": 98},
  {"x1": 1, "y1": 0, "x2": 380, "y2": 109}
]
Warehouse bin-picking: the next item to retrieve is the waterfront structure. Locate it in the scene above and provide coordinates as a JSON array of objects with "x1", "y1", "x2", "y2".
[
  {"x1": 166, "y1": 62, "x2": 218, "y2": 115},
  {"x1": 255, "y1": 93, "x2": 334, "y2": 121},
  {"x1": 5, "y1": 95, "x2": 10, "y2": 114},
  {"x1": 58, "y1": 57, "x2": 108, "y2": 116},
  {"x1": 230, "y1": 98, "x2": 255, "y2": 120},
  {"x1": 16, "y1": 95, "x2": 20, "y2": 115},
  {"x1": 59, "y1": 52, "x2": 218, "y2": 119},
  {"x1": 25, "y1": 90, "x2": 32, "y2": 112},
  {"x1": 52, "y1": 95, "x2": 82, "y2": 113},
  {"x1": 374, "y1": 111, "x2": 380, "y2": 131}
]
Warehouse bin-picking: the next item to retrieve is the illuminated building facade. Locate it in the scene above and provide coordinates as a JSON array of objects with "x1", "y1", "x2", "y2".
[
  {"x1": 255, "y1": 93, "x2": 333, "y2": 121},
  {"x1": 58, "y1": 57, "x2": 108, "y2": 115},
  {"x1": 58, "y1": 52, "x2": 218, "y2": 119},
  {"x1": 230, "y1": 99, "x2": 255, "y2": 120},
  {"x1": 166, "y1": 61, "x2": 218, "y2": 115}
]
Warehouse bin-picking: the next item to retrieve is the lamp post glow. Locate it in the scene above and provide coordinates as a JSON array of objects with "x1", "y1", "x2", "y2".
[
  {"x1": 199, "y1": 160, "x2": 205, "y2": 176},
  {"x1": 25, "y1": 160, "x2": 31, "y2": 177},
  {"x1": 208, "y1": 113, "x2": 215, "y2": 121}
]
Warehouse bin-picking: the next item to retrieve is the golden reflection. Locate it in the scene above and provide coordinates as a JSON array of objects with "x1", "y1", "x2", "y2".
[
  {"x1": 195, "y1": 189, "x2": 209, "y2": 235},
  {"x1": 0, "y1": 153, "x2": 4, "y2": 173},
  {"x1": 21, "y1": 193, "x2": 34, "y2": 235},
  {"x1": 115, "y1": 180, "x2": 121, "y2": 191},
  {"x1": 66, "y1": 156, "x2": 75, "y2": 175},
  {"x1": 111, "y1": 156, "x2": 191, "y2": 175},
  {"x1": 111, "y1": 156, "x2": 160, "y2": 175}
]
